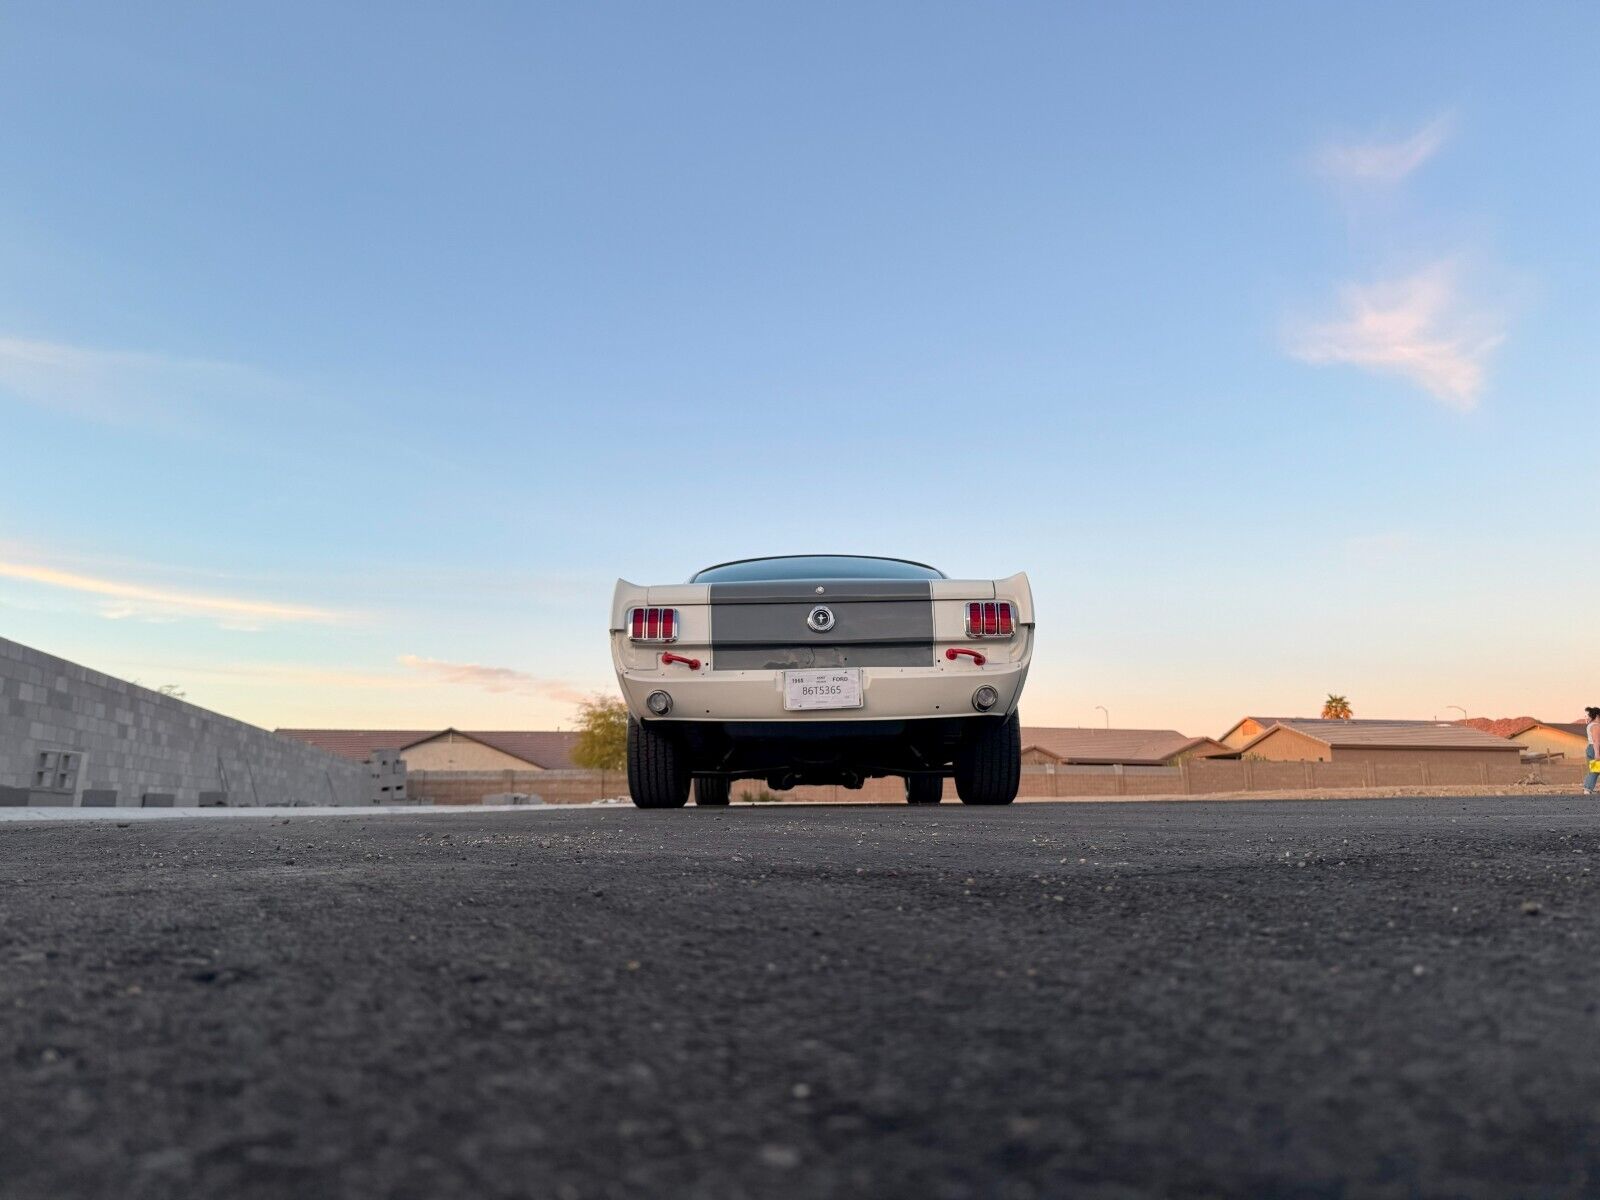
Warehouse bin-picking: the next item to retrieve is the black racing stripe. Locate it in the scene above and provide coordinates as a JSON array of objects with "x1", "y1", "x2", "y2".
[
  {"x1": 707, "y1": 580, "x2": 933, "y2": 604},
  {"x1": 711, "y1": 600, "x2": 932, "y2": 647},
  {"x1": 709, "y1": 580, "x2": 935, "y2": 671}
]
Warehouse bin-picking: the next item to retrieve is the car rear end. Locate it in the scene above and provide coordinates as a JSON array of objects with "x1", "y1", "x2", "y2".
[{"x1": 610, "y1": 572, "x2": 1033, "y2": 726}]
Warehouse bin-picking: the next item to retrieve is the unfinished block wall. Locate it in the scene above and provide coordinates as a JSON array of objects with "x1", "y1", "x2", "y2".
[{"x1": 0, "y1": 636, "x2": 366, "y2": 807}]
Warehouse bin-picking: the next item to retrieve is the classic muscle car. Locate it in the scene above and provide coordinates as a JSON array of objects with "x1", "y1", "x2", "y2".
[{"x1": 610, "y1": 555, "x2": 1033, "y2": 808}]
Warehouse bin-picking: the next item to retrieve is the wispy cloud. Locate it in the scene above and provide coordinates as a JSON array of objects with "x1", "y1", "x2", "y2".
[
  {"x1": 398, "y1": 655, "x2": 586, "y2": 704},
  {"x1": 0, "y1": 335, "x2": 266, "y2": 426},
  {"x1": 1315, "y1": 114, "x2": 1452, "y2": 186},
  {"x1": 118, "y1": 659, "x2": 410, "y2": 691},
  {"x1": 0, "y1": 558, "x2": 345, "y2": 629},
  {"x1": 1286, "y1": 262, "x2": 1502, "y2": 409}
]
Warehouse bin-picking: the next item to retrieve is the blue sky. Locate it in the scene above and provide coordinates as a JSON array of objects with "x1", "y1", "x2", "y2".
[{"x1": 2, "y1": 2, "x2": 1597, "y2": 735}]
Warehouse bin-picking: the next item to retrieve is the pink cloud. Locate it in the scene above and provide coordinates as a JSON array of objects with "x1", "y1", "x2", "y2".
[
  {"x1": 397, "y1": 655, "x2": 587, "y2": 704},
  {"x1": 1287, "y1": 263, "x2": 1502, "y2": 409}
]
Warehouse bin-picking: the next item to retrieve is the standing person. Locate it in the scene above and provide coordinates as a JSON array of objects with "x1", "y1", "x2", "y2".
[{"x1": 1585, "y1": 707, "x2": 1600, "y2": 797}]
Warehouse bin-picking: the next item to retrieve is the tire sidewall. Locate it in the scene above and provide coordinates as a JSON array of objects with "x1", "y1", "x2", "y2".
[
  {"x1": 627, "y1": 718, "x2": 690, "y2": 808},
  {"x1": 954, "y1": 712, "x2": 1021, "y2": 805}
]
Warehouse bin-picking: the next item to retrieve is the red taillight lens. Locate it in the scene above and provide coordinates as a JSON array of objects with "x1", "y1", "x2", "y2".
[
  {"x1": 964, "y1": 602, "x2": 1016, "y2": 639},
  {"x1": 627, "y1": 608, "x2": 680, "y2": 643}
]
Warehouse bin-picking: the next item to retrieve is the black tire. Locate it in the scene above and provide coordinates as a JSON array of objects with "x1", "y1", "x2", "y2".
[
  {"x1": 627, "y1": 718, "x2": 690, "y2": 808},
  {"x1": 904, "y1": 775, "x2": 944, "y2": 805},
  {"x1": 954, "y1": 712, "x2": 1021, "y2": 805},
  {"x1": 694, "y1": 776, "x2": 731, "y2": 807}
]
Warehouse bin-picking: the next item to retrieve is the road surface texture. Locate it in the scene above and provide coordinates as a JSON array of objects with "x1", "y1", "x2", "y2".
[{"x1": 4, "y1": 797, "x2": 1599, "y2": 1199}]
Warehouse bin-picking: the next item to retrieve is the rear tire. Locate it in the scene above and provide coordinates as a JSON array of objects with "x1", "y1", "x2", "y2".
[
  {"x1": 904, "y1": 775, "x2": 944, "y2": 805},
  {"x1": 627, "y1": 719, "x2": 690, "y2": 808},
  {"x1": 693, "y1": 776, "x2": 731, "y2": 807},
  {"x1": 954, "y1": 713, "x2": 1020, "y2": 806}
]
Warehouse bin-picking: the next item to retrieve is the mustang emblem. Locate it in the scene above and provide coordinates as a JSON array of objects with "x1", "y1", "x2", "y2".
[{"x1": 806, "y1": 605, "x2": 836, "y2": 633}]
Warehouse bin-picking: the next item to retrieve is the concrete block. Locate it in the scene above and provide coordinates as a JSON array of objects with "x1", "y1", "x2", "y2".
[
  {"x1": 28, "y1": 790, "x2": 75, "y2": 807},
  {"x1": 198, "y1": 791, "x2": 228, "y2": 807},
  {"x1": 81, "y1": 789, "x2": 119, "y2": 807},
  {"x1": 2, "y1": 634, "x2": 366, "y2": 808},
  {"x1": 141, "y1": 793, "x2": 175, "y2": 808},
  {"x1": 0, "y1": 785, "x2": 28, "y2": 806}
]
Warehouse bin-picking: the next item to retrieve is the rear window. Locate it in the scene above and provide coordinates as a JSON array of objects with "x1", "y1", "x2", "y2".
[{"x1": 692, "y1": 555, "x2": 945, "y2": 583}]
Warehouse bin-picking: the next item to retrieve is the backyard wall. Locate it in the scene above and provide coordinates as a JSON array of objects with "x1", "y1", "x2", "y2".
[
  {"x1": 0, "y1": 636, "x2": 368, "y2": 807},
  {"x1": 408, "y1": 769, "x2": 624, "y2": 806},
  {"x1": 408, "y1": 759, "x2": 1574, "y2": 806}
]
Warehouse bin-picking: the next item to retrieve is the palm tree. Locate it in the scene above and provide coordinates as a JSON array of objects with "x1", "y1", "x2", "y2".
[{"x1": 1321, "y1": 694, "x2": 1353, "y2": 720}]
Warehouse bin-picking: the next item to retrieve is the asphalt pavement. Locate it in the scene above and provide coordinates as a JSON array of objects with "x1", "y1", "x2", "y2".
[{"x1": 4, "y1": 796, "x2": 1600, "y2": 1199}]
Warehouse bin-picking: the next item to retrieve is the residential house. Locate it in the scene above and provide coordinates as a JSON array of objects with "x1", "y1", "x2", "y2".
[
  {"x1": 1456, "y1": 717, "x2": 1588, "y2": 763},
  {"x1": 1022, "y1": 727, "x2": 1233, "y2": 769},
  {"x1": 1219, "y1": 716, "x2": 1298, "y2": 750},
  {"x1": 1222, "y1": 718, "x2": 1522, "y2": 770},
  {"x1": 277, "y1": 728, "x2": 580, "y2": 771}
]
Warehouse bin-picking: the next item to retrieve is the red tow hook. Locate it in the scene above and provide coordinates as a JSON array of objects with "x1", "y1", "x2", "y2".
[
  {"x1": 946, "y1": 647, "x2": 987, "y2": 666},
  {"x1": 661, "y1": 651, "x2": 702, "y2": 671}
]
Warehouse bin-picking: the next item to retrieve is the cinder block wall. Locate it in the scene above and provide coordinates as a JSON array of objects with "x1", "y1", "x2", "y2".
[{"x1": 0, "y1": 636, "x2": 366, "y2": 807}]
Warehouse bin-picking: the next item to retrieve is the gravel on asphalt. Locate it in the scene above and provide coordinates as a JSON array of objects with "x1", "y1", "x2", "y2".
[{"x1": 3, "y1": 797, "x2": 1599, "y2": 1199}]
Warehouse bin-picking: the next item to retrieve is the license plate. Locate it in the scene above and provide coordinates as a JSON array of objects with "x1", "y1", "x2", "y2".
[{"x1": 783, "y1": 669, "x2": 863, "y2": 711}]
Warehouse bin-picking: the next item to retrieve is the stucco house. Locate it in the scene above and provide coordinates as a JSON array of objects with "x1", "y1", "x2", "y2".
[
  {"x1": 1455, "y1": 717, "x2": 1587, "y2": 762},
  {"x1": 277, "y1": 728, "x2": 579, "y2": 771},
  {"x1": 1222, "y1": 718, "x2": 1522, "y2": 769},
  {"x1": 1219, "y1": 716, "x2": 1298, "y2": 750},
  {"x1": 1022, "y1": 727, "x2": 1233, "y2": 768}
]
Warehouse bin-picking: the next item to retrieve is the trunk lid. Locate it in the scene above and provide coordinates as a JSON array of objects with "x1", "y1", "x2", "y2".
[{"x1": 708, "y1": 579, "x2": 934, "y2": 670}]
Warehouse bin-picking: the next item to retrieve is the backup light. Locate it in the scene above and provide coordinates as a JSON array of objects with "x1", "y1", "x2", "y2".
[
  {"x1": 629, "y1": 608, "x2": 679, "y2": 643},
  {"x1": 965, "y1": 602, "x2": 1015, "y2": 639},
  {"x1": 972, "y1": 685, "x2": 1000, "y2": 712},
  {"x1": 646, "y1": 690, "x2": 673, "y2": 715}
]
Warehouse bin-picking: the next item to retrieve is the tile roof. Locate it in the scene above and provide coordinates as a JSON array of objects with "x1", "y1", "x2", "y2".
[
  {"x1": 1458, "y1": 717, "x2": 1537, "y2": 739},
  {"x1": 276, "y1": 728, "x2": 581, "y2": 769},
  {"x1": 1218, "y1": 715, "x2": 1298, "y2": 740},
  {"x1": 1242, "y1": 719, "x2": 1523, "y2": 752},
  {"x1": 451, "y1": 731, "x2": 581, "y2": 769},
  {"x1": 1457, "y1": 717, "x2": 1586, "y2": 740},
  {"x1": 275, "y1": 729, "x2": 438, "y2": 761},
  {"x1": 1020, "y1": 727, "x2": 1229, "y2": 765}
]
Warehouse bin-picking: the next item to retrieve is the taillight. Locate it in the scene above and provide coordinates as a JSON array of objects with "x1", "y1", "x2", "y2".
[
  {"x1": 965, "y1": 602, "x2": 1016, "y2": 639},
  {"x1": 628, "y1": 607, "x2": 679, "y2": 643}
]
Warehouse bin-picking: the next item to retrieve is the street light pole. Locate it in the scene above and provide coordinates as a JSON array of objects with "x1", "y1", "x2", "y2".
[
  {"x1": 1446, "y1": 705, "x2": 1467, "y2": 721},
  {"x1": 1095, "y1": 705, "x2": 1109, "y2": 729}
]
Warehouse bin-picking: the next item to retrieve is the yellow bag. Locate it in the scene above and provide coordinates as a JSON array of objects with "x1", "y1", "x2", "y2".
[{"x1": 1589, "y1": 760, "x2": 1600, "y2": 775}]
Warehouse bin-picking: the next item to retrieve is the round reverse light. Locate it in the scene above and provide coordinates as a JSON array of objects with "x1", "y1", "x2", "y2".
[
  {"x1": 971, "y1": 685, "x2": 1000, "y2": 712},
  {"x1": 646, "y1": 690, "x2": 672, "y2": 715}
]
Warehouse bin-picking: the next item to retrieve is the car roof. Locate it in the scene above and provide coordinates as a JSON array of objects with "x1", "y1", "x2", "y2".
[{"x1": 691, "y1": 554, "x2": 946, "y2": 579}]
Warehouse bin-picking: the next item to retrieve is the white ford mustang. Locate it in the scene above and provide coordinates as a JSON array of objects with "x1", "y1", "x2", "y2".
[{"x1": 610, "y1": 554, "x2": 1033, "y2": 808}]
